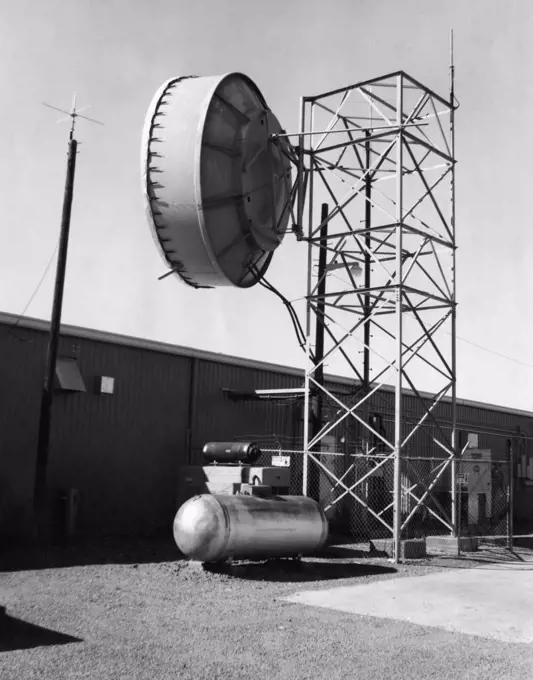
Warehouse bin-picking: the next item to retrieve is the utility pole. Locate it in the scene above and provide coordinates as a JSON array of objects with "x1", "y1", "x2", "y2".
[{"x1": 33, "y1": 97, "x2": 102, "y2": 535}]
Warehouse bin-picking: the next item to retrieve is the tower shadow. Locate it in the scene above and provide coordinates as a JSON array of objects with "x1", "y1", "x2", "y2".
[{"x1": 0, "y1": 612, "x2": 82, "y2": 652}]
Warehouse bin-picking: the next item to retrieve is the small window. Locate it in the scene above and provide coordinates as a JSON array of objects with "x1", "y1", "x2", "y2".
[{"x1": 55, "y1": 357, "x2": 86, "y2": 393}]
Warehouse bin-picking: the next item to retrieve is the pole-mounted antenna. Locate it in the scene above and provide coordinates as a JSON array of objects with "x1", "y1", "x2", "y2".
[
  {"x1": 33, "y1": 95, "x2": 103, "y2": 539},
  {"x1": 43, "y1": 93, "x2": 104, "y2": 140}
]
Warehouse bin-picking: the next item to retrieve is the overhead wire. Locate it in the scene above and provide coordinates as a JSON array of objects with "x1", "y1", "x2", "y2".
[
  {"x1": 253, "y1": 265, "x2": 533, "y2": 417},
  {"x1": 6, "y1": 240, "x2": 59, "y2": 339},
  {"x1": 453, "y1": 333, "x2": 533, "y2": 370},
  {"x1": 8, "y1": 234, "x2": 532, "y2": 401}
]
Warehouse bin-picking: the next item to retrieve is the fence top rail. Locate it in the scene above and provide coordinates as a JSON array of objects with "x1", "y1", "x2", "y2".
[{"x1": 261, "y1": 448, "x2": 468, "y2": 462}]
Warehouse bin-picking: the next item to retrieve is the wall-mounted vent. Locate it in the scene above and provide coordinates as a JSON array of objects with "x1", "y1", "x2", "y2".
[{"x1": 55, "y1": 357, "x2": 86, "y2": 393}]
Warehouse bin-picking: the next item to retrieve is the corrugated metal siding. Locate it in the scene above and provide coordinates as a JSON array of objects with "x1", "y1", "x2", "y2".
[
  {"x1": 2, "y1": 317, "x2": 533, "y2": 540},
  {"x1": 0, "y1": 325, "x2": 47, "y2": 533},
  {"x1": 0, "y1": 325, "x2": 192, "y2": 538},
  {"x1": 192, "y1": 360, "x2": 302, "y2": 463},
  {"x1": 49, "y1": 336, "x2": 192, "y2": 536}
]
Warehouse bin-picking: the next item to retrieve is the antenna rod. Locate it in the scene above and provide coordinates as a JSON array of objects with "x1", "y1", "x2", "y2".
[
  {"x1": 33, "y1": 131, "x2": 78, "y2": 534},
  {"x1": 449, "y1": 27, "x2": 458, "y2": 537},
  {"x1": 450, "y1": 29, "x2": 455, "y2": 104}
]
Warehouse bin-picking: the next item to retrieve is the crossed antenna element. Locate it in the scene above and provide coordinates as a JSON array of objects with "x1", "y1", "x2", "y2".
[{"x1": 43, "y1": 93, "x2": 104, "y2": 137}]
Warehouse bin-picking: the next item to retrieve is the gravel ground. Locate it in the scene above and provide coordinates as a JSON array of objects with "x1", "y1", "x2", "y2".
[{"x1": 1, "y1": 538, "x2": 533, "y2": 680}]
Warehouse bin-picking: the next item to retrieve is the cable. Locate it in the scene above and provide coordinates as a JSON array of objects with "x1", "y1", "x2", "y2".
[
  {"x1": 258, "y1": 276, "x2": 306, "y2": 347},
  {"x1": 253, "y1": 262, "x2": 533, "y2": 376},
  {"x1": 402, "y1": 316, "x2": 533, "y2": 369},
  {"x1": 453, "y1": 334, "x2": 533, "y2": 370},
  {"x1": 6, "y1": 241, "x2": 59, "y2": 338},
  {"x1": 251, "y1": 262, "x2": 313, "y2": 361}
]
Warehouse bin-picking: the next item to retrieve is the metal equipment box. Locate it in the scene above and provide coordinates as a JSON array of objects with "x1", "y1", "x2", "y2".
[
  {"x1": 459, "y1": 449, "x2": 500, "y2": 524},
  {"x1": 177, "y1": 465, "x2": 292, "y2": 510},
  {"x1": 243, "y1": 466, "x2": 290, "y2": 488},
  {"x1": 203, "y1": 465, "x2": 249, "y2": 495},
  {"x1": 238, "y1": 484, "x2": 273, "y2": 497},
  {"x1": 243, "y1": 466, "x2": 290, "y2": 494},
  {"x1": 177, "y1": 465, "x2": 252, "y2": 509}
]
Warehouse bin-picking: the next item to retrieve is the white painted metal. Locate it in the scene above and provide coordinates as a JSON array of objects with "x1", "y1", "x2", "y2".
[
  {"x1": 141, "y1": 73, "x2": 291, "y2": 288},
  {"x1": 290, "y1": 71, "x2": 457, "y2": 562}
]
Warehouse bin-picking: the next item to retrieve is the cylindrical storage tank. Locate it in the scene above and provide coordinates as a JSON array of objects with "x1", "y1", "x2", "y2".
[
  {"x1": 203, "y1": 441, "x2": 262, "y2": 465},
  {"x1": 173, "y1": 494, "x2": 329, "y2": 562}
]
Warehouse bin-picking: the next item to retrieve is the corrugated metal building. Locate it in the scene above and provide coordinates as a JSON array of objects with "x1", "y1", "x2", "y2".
[{"x1": 0, "y1": 311, "x2": 532, "y2": 542}]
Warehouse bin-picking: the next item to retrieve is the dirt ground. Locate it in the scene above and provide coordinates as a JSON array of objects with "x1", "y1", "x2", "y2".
[{"x1": 1, "y1": 537, "x2": 533, "y2": 680}]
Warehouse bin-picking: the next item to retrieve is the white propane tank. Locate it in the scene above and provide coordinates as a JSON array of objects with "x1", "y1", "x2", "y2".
[{"x1": 173, "y1": 494, "x2": 329, "y2": 562}]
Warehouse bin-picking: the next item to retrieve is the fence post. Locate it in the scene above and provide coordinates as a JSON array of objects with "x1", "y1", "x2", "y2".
[
  {"x1": 457, "y1": 476, "x2": 462, "y2": 557},
  {"x1": 507, "y1": 439, "x2": 514, "y2": 551}
]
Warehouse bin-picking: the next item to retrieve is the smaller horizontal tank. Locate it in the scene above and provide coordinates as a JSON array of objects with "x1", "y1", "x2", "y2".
[
  {"x1": 203, "y1": 441, "x2": 262, "y2": 465},
  {"x1": 174, "y1": 494, "x2": 328, "y2": 562}
]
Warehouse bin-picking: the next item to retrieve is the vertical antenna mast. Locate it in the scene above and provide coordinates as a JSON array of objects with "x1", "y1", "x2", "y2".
[
  {"x1": 449, "y1": 28, "x2": 459, "y2": 539},
  {"x1": 450, "y1": 29, "x2": 455, "y2": 102},
  {"x1": 33, "y1": 96, "x2": 103, "y2": 537}
]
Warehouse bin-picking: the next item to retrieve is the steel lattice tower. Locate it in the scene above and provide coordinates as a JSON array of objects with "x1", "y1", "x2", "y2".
[{"x1": 275, "y1": 68, "x2": 457, "y2": 561}]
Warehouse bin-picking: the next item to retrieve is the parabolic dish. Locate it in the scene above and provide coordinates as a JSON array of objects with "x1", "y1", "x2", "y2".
[{"x1": 141, "y1": 73, "x2": 292, "y2": 288}]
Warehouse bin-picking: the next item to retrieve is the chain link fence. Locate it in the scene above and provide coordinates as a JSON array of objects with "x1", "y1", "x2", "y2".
[
  {"x1": 399, "y1": 457, "x2": 454, "y2": 540},
  {"x1": 235, "y1": 435, "x2": 443, "y2": 541},
  {"x1": 233, "y1": 434, "x2": 514, "y2": 548},
  {"x1": 457, "y1": 455, "x2": 512, "y2": 546}
]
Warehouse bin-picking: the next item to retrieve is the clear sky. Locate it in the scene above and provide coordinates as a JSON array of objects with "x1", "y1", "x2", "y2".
[{"x1": 1, "y1": 0, "x2": 532, "y2": 411}]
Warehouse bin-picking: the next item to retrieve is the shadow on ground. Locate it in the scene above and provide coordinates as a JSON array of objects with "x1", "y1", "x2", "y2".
[
  {"x1": 315, "y1": 544, "x2": 389, "y2": 559},
  {"x1": 0, "y1": 533, "x2": 386, "y2": 572},
  {"x1": 515, "y1": 536, "x2": 533, "y2": 551},
  {"x1": 0, "y1": 535, "x2": 182, "y2": 572},
  {"x1": 426, "y1": 543, "x2": 533, "y2": 570},
  {"x1": 0, "y1": 613, "x2": 82, "y2": 652},
  {"x1": 203, "y1": 558, "x2": 397, "y2": 582}
]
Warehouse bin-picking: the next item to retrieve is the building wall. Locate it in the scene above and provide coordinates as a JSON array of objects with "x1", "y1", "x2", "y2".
[
  {"x1": 0, "y1": 324, "x2": 194, "y2": 538},
  {"x1": 0, "y1": 325, "x2": 46, "y2": 537},
  {"x1": 0, "y1": 321, "x2": 304, "y2": 540},
  {"x1": 190, "y1": 360, "x2": 302, "y2": 464},
  {"x1": 0, "y1": 315, "x2": 532, "y2": 541},
  {"x1": 48, "y1": 336, "x2": 193, "y2": 537}
]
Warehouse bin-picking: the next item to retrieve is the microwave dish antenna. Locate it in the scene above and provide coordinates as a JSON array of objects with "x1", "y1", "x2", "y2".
[{"x1": 141, "y1": 73, "x2": 292, "y2": 288}]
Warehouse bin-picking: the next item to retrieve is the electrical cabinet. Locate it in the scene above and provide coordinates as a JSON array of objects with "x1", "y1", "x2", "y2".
[{"x1": 459, "y1": 449, "x2": 498, "y2": 524}]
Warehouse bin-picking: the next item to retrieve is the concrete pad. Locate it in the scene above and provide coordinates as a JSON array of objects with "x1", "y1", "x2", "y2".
[
  {"x1": 371, "y1": 538, "x2": 426, "y2": 559},
  {"x1": 284, "y1": 563, "x2": 533, "y2": 643},
  {"x1": 426, "y1": 534, "x2": 478, "y2": 554}
]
